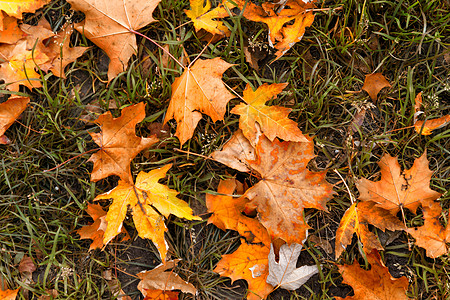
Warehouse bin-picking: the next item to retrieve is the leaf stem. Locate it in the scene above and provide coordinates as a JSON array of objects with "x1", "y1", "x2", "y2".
[{"x1": 43, "y1": 148, "x2": 99, "y2": 172}]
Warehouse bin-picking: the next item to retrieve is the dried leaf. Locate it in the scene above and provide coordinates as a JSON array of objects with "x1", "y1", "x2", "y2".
[
  {"x1": 185, "y1": 0, "x2": 232, "y2": 36},
  {"x1": 214, "y1": 240, "x2": 274, "y2": 300},
  {"x1": 267, "y1": 243, "x2": 319, "y2": 290},
  {"x1": 67, "y1": 0, "x2": 161, "y2": 81},
  {"x1": 356, "y1": 151, "x2": 441, "y2": 215},
  {"x1": 95, "y1": 164, "x2": 200, "y2": 261},
  {"x1": 142, "y1": 290, "x2": 179, "y2": 300},
  {"x1": 76, "y1": 203, "x2": 129, "y2": 251},
  {"x1": 414, "y1": 115, "x2": 450, "y2": 135},
  {"x1": 336, "y1": 250, "x2": 409, "y2": 300},
  {"x1": 230, "y1": 83, "x2": 308, "y2": 146},
  {"x1": 0, "y1": 288, "x2": 19, "y2": 300},
  {"x1": 0, "y1": 13, "x2": 26, "y2": 44},
  {"x1": 0, "y1": 40, "x2": 49, "y2": 91},
  {"x1": 88, "y1": 102, "x2": 158, "y2": 183},
  {"x1": 335, "y1": 201, "x2": 405, "y2": 258},
  {"x1": 213, "y1": 131, "x2": 335, "y2": 245},
  {"x1": 206, "y1": 178, "x2": 271, "y2": 246},
  {"x1": 361, "y1": 73, "x2": 391, "y2": 102},
  {"x1": 137, "y1": 260, "x2": 197, "y2": 296},
  {"x1": 163, "y1": 58, "x2": 235, "y2": 145},
  {"x1": 0, "y1": 0, "x2": 49, "y2": 30},
  {"x1": 0, "y1": 95, "x2": 30, "y2": 144},
  {"x1": 407, "y1": 202, "x2": 450, "y2": 258}
]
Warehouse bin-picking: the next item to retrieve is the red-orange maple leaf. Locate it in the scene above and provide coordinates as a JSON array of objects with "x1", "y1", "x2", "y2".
[
  {"x1": 0, "y1": 95, "x2": 29, "y2": 144},
  {"x1": 88, "y1": 102, "x2": 158, "y2": 183},
  {"x1": 163, "y1": 57, "x2": 235, "y2": 145},
  {"x1": 213, "y1": 130, "x2": 335, "y2": 245},
  {"x1": 356, "y1": 151, "x2": 441, "y2": 215},
  {"x1": 336, "y1": 250, "x2": 410, "y2": 300}
]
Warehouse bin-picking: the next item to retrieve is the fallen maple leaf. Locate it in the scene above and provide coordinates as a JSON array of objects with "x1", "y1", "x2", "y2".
[
  {"x1": 0, "y1": 40, "x2": 49, "y2": 91},
  {"x1": 137, "y1": 259, "x2": 197, "y2": 297},
  {"x1": 76, "y1": 203, "x2": 129, "y2": 251},
  {"x1": 407, "y1": 202, "x2": 450, "y2": 258},
  {"x1": 142, "y1": 290, "x2": 179, "y2": 300},
  {"x1": 230, "y1": 83, "x2": 308, "y2": 146},
  {"x1": 0, "y1": 13, "x2": 26, "y2": 44},
  {"x1": 19, "y1": 18, "x2": 54, "y2": 50},
  {"x1": 356, "y1": 151, "x2": 441, "y2": 215},
  {"x1": 336, "y1": 250, "x2": 409, "y2": 300},
  {"x1": 414, "y1": 115, "x2": 450, "y2": 135},
  {"x1": 94, "y1": 164, "x2": 201, "y2": 261},
  {"x1": 67, "y1": 0, "x2": 161, "y2": 81},
  {"x1": 267, "y1": 243, "x2": 319, "y2": 290},
  {"x1": 0, "y1": 288, "x2": 19, "y2": 300},
  {"x1": 206, "y1": 178, "x2": 272, "y2": 245},
  {"x1": 0, "y1": 95, "x2": 30, "y2": 144},
  {"x1": 88, "y1": 102, "x2": 158, "y2": 183},
  {"x1": 213, "y1": 130, "x2": 335, "y2": 245},
  {"x1": 163, "y1": 58, "x2": 235, "y2": 145},
  {"x1": 214, "y1": 240, "x2": 274, "y2": 300},
  {"x1": 361, "y1": 73, "x2": 391, "y2": 102},
  {"x1": 235, "y1": 0, "x2": 315, "y2": 59},
  {"x1": 185, "y1": 0, "x2": 232, "y2": 36},
  {"x1": 0, "y1": 0, "x2": 49, "y2": 30},
  {"x1": 335, "y1": 201, "x2": 405, "y2": 258}
]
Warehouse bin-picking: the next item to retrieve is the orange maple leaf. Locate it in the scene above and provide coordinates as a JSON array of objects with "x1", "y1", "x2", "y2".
[
  {"x1": 235, "y1": 0, "x2": 315, "y2": 59},
  {"x1": 206, "y1": 178, "x2": 272, "y2": 245},
  {"x1": 88, "y1": 102, "x2": 158, "y2": 183},
  {"x1": 213, "y1": 130, "x2": 335, "y2": 245},
  {"x1": 163, "y1": 58, "x2": 235, "y2": 145},
  {"x1": 0, "y1": 40, "x2": 49, "y2": 91},
  {"x1": 67, "y1": 0, "x2": 161, "y2": 81},
  {"x1": 0, "y1": 95, "x2": 29, "y2": 144},
  {"x1": 137, "y1": 259, "x2": 197, "y2": 297},
  {"x1": 95, "y1": 164, "x2": 201, "y2": 261},
  {"x1": 0, "y1": 13, "x2": 26, "y2": 44},
  {"x1": 142, "y1": 290, "x2": 179, "y2": 300},
  {"x1": 214, "y1": 240, "x2": 274, "y2": 300},
  {"x1": 407, "y1": 202, "x2": 450, "y2": 258},
  {"x1": 76, "y1": 203, "x2": 130, "y2": 251},
  {"x1": 336, "y1": 250, "x2": 409, "y2": 300},
  {"x1": 335, "y1": 201, "x2": 405, "y2": 258},
  {"x1": 0, "y1": 288, "x2": 19, "y2": 300},
  {"x1": 0, "y1": 0, "x2": 49, "y2": 30},
  {"x1": 361, "y1": 73, "x2": 391, "y2": 102},
  {"x1": 356, "y1": 151, "x2": 441, "y2": 215},
  {"x1": 185, "y1": 0, "x2": 233, "y2": 36},
  {"x1": 230, "y1": 83, "x2": 308, "y2": 146},
  {"x1": 19, "y1": 18, "x2": 55, "y2": 50}
]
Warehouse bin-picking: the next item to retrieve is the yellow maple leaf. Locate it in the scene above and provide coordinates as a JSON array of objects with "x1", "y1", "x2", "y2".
[
  {"x1": 230, "y1": 83, "x2": 308, "y2": 146},
  {"x1": 94, "y1": 164, "x2": 201, "y2": 261},
  {"x1": 0, "y1": 0, "x2": 49, "y2": 30},
  {"x1": 185, "y1": 0, "x2": 233, "y2": 36}
]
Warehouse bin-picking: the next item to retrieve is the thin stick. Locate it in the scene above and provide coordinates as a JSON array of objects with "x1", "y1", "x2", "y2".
[
  {"x1": 43, "y1": 148, "x2": 99, "y2": 172},
  {"x1": 174, "y1": 148, "x2": 211, "y2": 160},
  {"x1": 333, "y1": 169, "x2": 355, "y2": 204}
]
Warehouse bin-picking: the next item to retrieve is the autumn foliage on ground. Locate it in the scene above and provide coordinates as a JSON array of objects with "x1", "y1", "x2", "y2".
[{"x1": 0, "y1": 0, "x2": 449, "y2": 299}]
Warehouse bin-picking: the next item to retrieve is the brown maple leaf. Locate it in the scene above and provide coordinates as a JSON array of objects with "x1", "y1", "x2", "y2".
[
  {"x1": 0, "y1": 95, "x2": 30, "y2": 144},
  {"x1": 356, "y1": 151, "x2": 441, "y2": 216},
  {"x1": 361, "y1": 73, "x2": 391, "y2": 102},
  {"x1": 20, "y1": 18, "x2": 55, "y2": 50},
  {"x1": 407, "y1": 202, "x2": 450, "y2": 258},
  {"x1": 88, "y1": 102, "x2": 158, "y2": 183},
  {"x1": 230, "y1": 83, "x2": 308, "y2": 146},
  {"x1": 67, "y1": 0, "x2": 161, "y2": 81},
  {"x1": 137, "y1": 259, "x2": 197, "y2": 297},
  {"x1": 0, "y1": 0, "x2": 49, "y2": 30},
  {"x1": 163, "y1": 57, "x2": 235, "y2": 145},
  {"x1": 336, "y1": 250, "x2": 410, "y2": 300},
  {"x1": 213, "y1": 130, "x2": 335, "y2": 245},
  {"x1": 335, "y1": 201, "x2": 405, "y2": 258},
  {"x1": 214, "y1": 239, "x2": 274, "y2": 300},
  {"x1": 95, "y1": 164, "x2": 201, "y2": 261},
  {"x1": 76, "y1": 203, "x2": 130, "y2": 251}
]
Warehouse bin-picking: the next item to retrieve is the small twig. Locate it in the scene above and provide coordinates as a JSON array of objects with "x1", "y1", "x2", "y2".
[
  {"x1": 43, "y1": 148, "x2": 99, "y2": 172},
  {"x1": 173, "y1": 148, "x2": 211, "y2": 160},
  {"x1": 333, "y1": 169, "x2": 355, "y2": 204}
]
